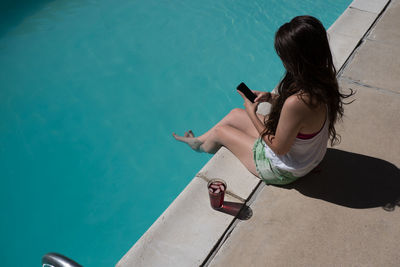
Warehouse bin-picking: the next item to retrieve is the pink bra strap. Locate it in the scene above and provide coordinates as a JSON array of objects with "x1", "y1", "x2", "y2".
[{"x1": 296, "y1": 132, "x2": 319, "y2": 139}]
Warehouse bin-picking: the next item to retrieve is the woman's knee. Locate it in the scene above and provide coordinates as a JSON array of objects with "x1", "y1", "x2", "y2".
[
  {"x1": 227, "y1": 108, "x2": 246, "y2": 123},
  {"x1": 213, "y1": 125, "x2": 231, "y2": 141},
  {"x1": 213, "y1": 125, "x2": 224, "y2": 137},
  {"x1": 229, "y1": 108, "x2": 245, "y2": 117}
]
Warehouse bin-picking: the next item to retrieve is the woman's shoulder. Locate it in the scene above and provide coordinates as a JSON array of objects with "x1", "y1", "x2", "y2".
[
  {"x1": 283, "y1": 93, "x2": 325, "y2": 122},
  {"x1": 285, "y1": 93, "x2": 323, "y2": 110},
  {"x1": 283, "y1": 93, "x2": 310, "y2": 113}
]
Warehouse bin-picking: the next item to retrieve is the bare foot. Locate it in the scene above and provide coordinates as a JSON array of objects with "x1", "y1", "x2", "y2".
[{"x1": 172, "y1": 132, "x2": 203, "y2": 152}]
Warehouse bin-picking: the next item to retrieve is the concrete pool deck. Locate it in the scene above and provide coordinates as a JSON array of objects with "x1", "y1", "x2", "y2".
[{"x1": 117, "y1": 0, "x2": 400, "y2": 266}]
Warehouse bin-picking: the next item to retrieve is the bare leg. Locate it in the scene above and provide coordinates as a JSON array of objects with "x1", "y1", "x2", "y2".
[
  {"x1": 172, "y1": 107, "x2": 268, "y2": 166},
  {"x1": 172, "y1": 108, "x2": 265, "y2": 151},
  {"x1": 172, "y1": 109, "x2": 263, "y2": 176},
  {"x1": 200, "y1": 125, "x2": 259, "y2": 176},
  {"x1": 173, "y1": 124, "x2": 259, "y2": 176},
  {"x1": 197, "y1": 108, "x2": 265, "y2": 142}
]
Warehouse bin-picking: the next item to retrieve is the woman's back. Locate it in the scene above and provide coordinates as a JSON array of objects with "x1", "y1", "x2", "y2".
[
  {"x1": 263, "y1": 97, "x2": 330, "y2": 177},
  {"x1": 295, "y1": 94, "x2": 327, "y2": 136}
]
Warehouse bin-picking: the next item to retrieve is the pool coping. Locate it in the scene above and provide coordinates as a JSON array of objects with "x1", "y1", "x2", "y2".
[{"x1": 116, "y1": 0, "x2": 390, "y2": 266}]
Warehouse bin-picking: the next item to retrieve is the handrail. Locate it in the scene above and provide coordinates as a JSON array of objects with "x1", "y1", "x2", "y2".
[{"x1": 42, "y1": 253, "x2": 82, "y2": 267}]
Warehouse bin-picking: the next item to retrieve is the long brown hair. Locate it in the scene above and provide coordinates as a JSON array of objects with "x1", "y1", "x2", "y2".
[{"x1": 262, "y1": 15, "x2": 353, "y2": 146}]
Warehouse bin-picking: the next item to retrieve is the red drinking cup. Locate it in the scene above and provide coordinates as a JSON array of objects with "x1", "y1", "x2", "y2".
[{"x1": 207, "y1": 179, "x2": 227, "y2": 209}]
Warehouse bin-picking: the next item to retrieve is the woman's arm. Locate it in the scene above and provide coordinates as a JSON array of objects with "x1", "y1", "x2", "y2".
[
  {"x1": 252, "y1": 90, "x2": 279, "y2": 104},
  {"x1": 247, "y1": 95, "x2": 306, "y2": 155}
]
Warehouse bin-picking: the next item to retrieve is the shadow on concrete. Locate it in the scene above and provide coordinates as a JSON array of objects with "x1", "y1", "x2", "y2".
[
  {"x1": 215, "y1": 202, "x2": 253, "y2": 220},
  {"x1": 281, "y1": 148, "x2": 400, "y2": 210}
]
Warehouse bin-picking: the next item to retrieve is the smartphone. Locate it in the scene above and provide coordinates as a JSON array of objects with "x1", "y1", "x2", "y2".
[{"x1": 237, "y1": 82, "x2": 256, "y2": 103}]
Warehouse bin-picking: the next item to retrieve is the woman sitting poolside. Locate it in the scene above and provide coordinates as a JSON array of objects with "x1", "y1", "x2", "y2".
[{"x1": 173, "y1": 15, "x2": 352, "y2": 185}]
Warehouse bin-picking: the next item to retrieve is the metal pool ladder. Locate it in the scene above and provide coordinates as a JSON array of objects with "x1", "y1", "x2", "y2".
[{"x1": 42, "y1": 253, "x2": 82, "y2": 267}]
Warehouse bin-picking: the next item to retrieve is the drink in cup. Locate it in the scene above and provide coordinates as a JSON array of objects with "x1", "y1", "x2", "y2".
[{"x1": 207, "y1": 179, "x2": 227, "y2": 209}]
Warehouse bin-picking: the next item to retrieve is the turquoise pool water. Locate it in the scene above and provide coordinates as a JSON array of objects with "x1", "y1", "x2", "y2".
[{"x1": 0, "y1": 0, "x2": 351, "y2": 265}]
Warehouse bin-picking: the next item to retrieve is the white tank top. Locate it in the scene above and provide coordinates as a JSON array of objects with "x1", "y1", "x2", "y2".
[{"x1": 263, "y1": 109, "x2": 329, "y2": 177}]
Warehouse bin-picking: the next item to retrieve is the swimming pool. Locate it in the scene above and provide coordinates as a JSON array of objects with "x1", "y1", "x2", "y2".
[{"x1": 0, "y1": 0, "x2": 351, "y2": 265}]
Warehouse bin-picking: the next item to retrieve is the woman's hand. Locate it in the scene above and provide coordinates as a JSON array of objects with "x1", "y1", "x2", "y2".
[
  {"x1": 237, "y1": 90, "x2": 259, "y2": 115},
  {"x1": 252, "y1": 90, "x2": 272, "y2": 103}
]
